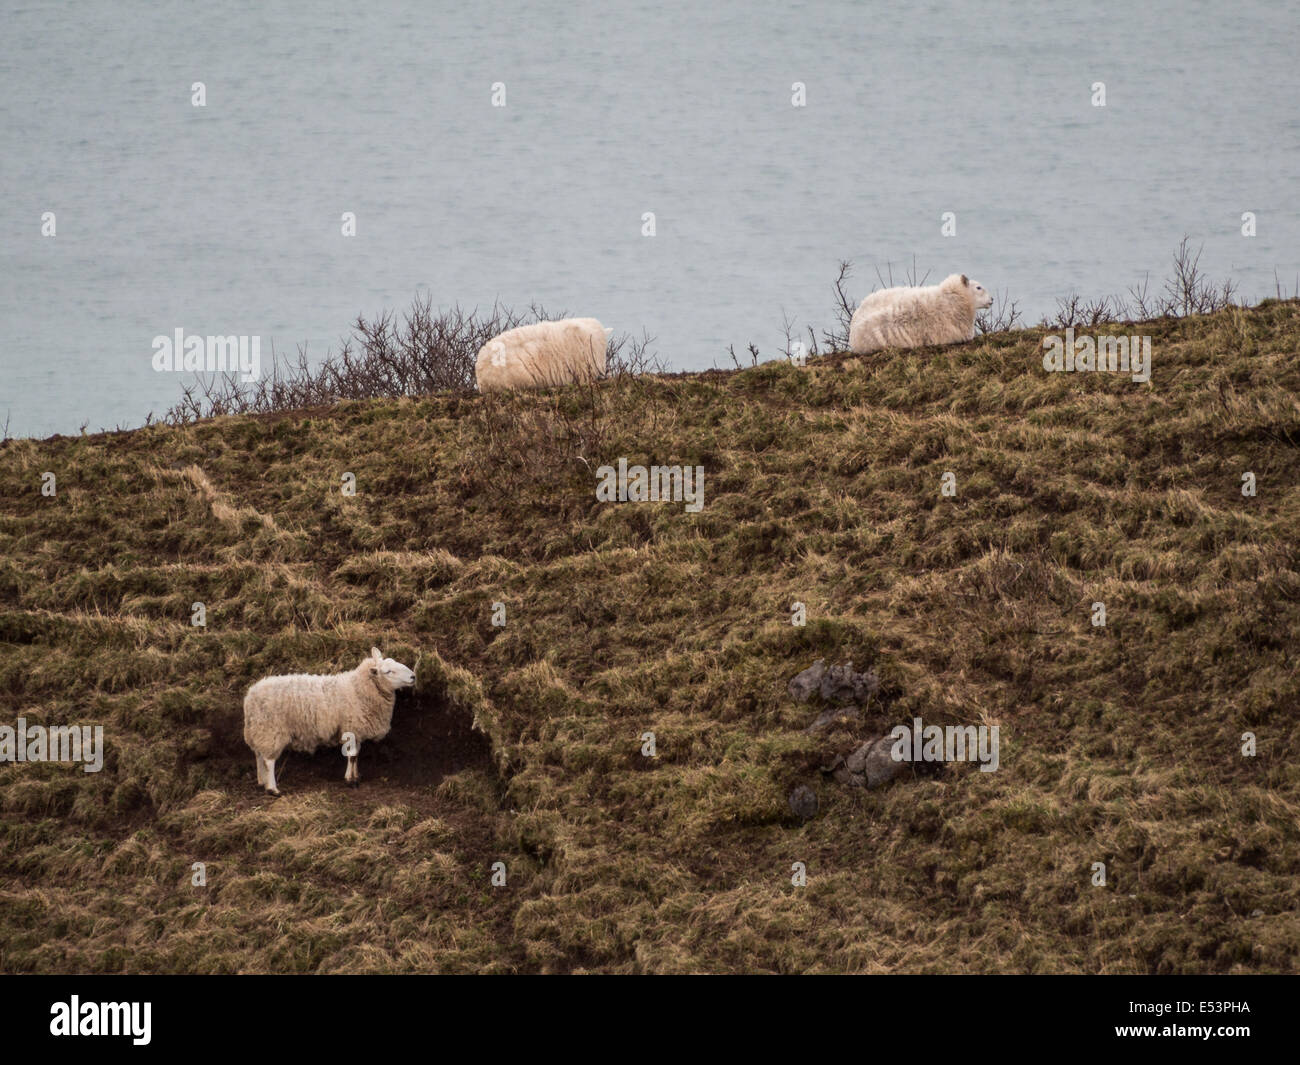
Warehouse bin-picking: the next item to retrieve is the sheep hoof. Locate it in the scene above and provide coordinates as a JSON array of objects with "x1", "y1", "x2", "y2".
[
  {"x1": 268, "y1": 788, "x2": 281, "y2": 797},
  {"x1": 348, "y1": 778, "x2": 359, "y2": 788}
]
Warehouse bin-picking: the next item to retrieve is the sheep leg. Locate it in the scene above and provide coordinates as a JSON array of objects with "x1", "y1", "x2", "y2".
[
  {"x1": 346, "y1": 754, "x2": 359, "y2": 786},
  {"x1": 264, "y1": 756, "x2": 280, "y2": 795},
  {"x1": 255, "y1": 754, "x2": 266, "y2": 785}
]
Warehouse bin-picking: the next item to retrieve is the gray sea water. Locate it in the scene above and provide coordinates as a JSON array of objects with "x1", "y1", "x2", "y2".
[{"x1": 2, "y1": 0, "x2": 1297, "y2": 439}]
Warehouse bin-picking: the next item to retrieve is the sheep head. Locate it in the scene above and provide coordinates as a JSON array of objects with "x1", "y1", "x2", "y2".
[
  {"x1": 364, "y1": 646, "x2": 417, "y2": 695},
  {"x1": 942, "y1": 273, "x2": 994, "y2": 310}
]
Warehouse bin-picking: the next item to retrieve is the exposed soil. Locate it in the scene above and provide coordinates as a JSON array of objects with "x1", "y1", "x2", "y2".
[{"x1": 208, "y1": 688, "x2": 494, "y2": 797}]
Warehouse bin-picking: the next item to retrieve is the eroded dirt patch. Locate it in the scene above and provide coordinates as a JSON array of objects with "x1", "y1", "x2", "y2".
[
  {"x1": 271, "y1": 689, "x2": 493, "y2": 792},
  {"x1": 206, "y1": 688, "x2": 493, "y2": 797}
]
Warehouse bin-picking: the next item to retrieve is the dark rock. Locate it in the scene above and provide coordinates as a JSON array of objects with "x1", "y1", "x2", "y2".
[
  {"x1": 819, "y1": 661, "x2": 880, "y2": 706},
  {"x1": 860, "y1": 734, "x2": 907, "y2": 789},
  {"x1": 790, "y1": 658, "x2": 880, "y2": 708},
  {"x1": 788, "y1": 785, "x2": 819, "y2": 820},
  {"x1": 788, "y1": 659, "x2": 826, "y2": 702},
  {"x1": 828, "y1": 733, "x2": 909, "y2": 790}
]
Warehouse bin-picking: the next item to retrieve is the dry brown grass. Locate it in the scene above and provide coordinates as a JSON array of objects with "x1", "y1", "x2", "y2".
[{"x1": 1, "y1": 300, "x2": 1298, "y2": 972}]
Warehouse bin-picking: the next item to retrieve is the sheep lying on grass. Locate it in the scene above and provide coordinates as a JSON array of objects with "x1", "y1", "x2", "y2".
[
  {"x1": 475, "y1": 317, "x2": 612, "y2": 392},
  {"x1": 849, "y1": 273, "x2": 993, "y2": 353},
  {"x1": 243, "y1": 647, "x2": 416, "y2": 795}
]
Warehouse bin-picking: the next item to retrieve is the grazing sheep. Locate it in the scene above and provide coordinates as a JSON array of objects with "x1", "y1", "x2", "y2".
[
  {"x1": 475, "y1": 317, "x2": 612, "y2": 392},
  {"x1": 242, "y1": 647, "x2": 416, "y2": 795},
  {"x1": 848, "y1": 273, "x2": 993, "y2": 354}
]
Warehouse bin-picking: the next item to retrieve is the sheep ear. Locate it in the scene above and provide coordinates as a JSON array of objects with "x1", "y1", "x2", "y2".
[
  {"x1": 370, "y1": 647, "x2": 382, "y2": 661},
  {"x1": 961, "y1": 274, "x2": 969, "y2": 286}
]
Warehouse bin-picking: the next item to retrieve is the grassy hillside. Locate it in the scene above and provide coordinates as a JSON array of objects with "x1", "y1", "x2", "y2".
[{"x1": 2, "y1": 302, "x2": 1298, "y2": 973}]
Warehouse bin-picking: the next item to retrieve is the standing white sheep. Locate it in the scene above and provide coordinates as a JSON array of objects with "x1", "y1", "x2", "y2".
[
  {"x1": 475, "y1": 317, "x2": 612, "y2": 392},
  {"x1": 242, "y1": 647, "x2": 416, "y2": 795},
  {"x1": 848, "y1": 273, "x2": 994, "y2": 354}
]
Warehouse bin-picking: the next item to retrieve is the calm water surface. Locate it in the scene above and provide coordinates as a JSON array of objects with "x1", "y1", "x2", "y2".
[{"x1": 1, "y1": 0, "x2": 1296, "y2": 437}]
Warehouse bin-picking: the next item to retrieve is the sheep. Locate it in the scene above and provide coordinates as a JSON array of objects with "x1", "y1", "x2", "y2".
[
  {"x1": 475, "y1": 317, "x2": 612, "y2": 392},
  {"x1": 242, "y1": 647, "x2": 416, "y2": 795},
  {"x1": 848, "y1": 273, "x2": 993, "y2": 354}
]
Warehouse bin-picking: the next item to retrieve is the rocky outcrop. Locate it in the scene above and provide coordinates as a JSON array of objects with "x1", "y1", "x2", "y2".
[
  {"x1": 787, "y1": 659, "x2": 879, "y2": 706},
  {"x1": 823, "y1": 734, "x2": 910, "y2": 789},
  {"x1": 787, "y1": 658, "x2": 913, "y2": 792}
]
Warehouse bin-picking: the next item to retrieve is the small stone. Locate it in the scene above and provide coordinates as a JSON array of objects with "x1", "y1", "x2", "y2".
[{"x1": 788, "y1": 785, "x2": 819, "y2": 820}]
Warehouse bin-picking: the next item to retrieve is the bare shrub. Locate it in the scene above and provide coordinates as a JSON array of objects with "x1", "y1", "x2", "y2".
[
  {"x1": 822, "y1": 260, "x2": 857, "y2": 353},
  {"x1": 1046, "y1": 292, "x2": 1124, "y2": 329},
  {"x1": 162, "y1": 296, "x2": 660, "y2": 424},
  {"x1": 1161, "y1": 237, "x2": 1237, "y2": 316},
  {"x1": 606, "y1": 328, "x2": 666, "y2": 378},
  {"x1": 727, "y1": 342, "x2": 763, "y2": 368},
  {"x1": 975, "y1": 290, "x2": 1023, "y2": 335},
  {"x1": 164, "y1": 296, "x2": 524, "y2": 424},
  {"x1": 775, "y1": 309, "x2": 824, "y2": 366},
  {"x1": 1126, "y1": 274, "x2": 1155, "y2": 320},
  {"x1": 1045, "y1": 237, "x2": 1240, "y2": 327}
]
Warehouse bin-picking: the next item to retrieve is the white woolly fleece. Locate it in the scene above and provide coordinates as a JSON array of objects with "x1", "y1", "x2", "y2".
[
  {"x1": 848, "y1": 274, "x2": 990, "y2": 354},
  {"x1": 243, "y1": 650, "x2": 412, "y2": 765},
  {"x1": 475, "y1": 317, "x2": 610, "y2": 392}
]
